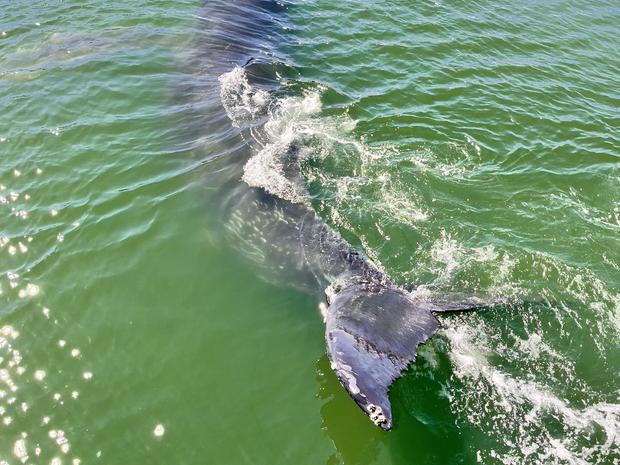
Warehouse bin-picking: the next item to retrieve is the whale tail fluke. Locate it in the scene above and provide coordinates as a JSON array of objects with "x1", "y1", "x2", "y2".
[
  {"x1": 325, "y1": 283, "x2": 500, "y2": 429},
  {"x1": 324, "y1": 284, "x2": 439, "y2": 430}
]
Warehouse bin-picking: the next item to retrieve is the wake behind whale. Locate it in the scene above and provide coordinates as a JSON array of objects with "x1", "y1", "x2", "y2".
[{"x1": 192, "y1": 0, "x2": 501, "y2": 430}]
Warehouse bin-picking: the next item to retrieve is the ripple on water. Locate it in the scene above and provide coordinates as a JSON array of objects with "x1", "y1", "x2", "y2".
[{"x1": 1, "y1": 0, "x2": 619, "y2": 463}]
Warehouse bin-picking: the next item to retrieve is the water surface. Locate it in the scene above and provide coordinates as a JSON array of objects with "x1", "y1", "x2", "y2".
[{"x1": 0, "y1": 1, "x2": 618, "y2": 464}]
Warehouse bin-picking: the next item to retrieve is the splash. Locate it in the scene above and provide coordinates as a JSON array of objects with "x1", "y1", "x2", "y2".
[
  {"x1": 406, "y1": 229, "x2": 619, "y2": 464},
  {"x1": 443, "y1": 310, "x2": 619, "y2": 465},
  {"x1": 244, "y1": 90, "x2": 328, "y2": 203},
  {"x1": 218, "y1": 66, "x2": 269, "y2": 128},
  {"x1": 220, "y1": 66, "x2": 355, "y2": 205}
]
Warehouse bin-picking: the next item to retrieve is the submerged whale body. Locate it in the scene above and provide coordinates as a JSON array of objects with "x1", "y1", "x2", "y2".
[{"x1": 192, "y1": 0, "x2": 496, "y2": 430}]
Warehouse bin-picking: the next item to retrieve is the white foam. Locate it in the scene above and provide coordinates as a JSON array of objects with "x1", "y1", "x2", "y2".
[
  {"x1": 444, "y1": 319, "x2": 620, "y2": 464},
  {"x1": 218, "y1": 66, "x2": 269, "y2": 128},
  {"x1": 219, "y1": 66, "x2": 377, "y2": 206},
  {"x1": 218, "y1": 65, "x2": 431, "y2": 235},
  {"x1": 430, "y1": 230, "x2": 463, "y2": 280},
  {"x1": 241, "y1": 90, "x2": 323, "y2": 204}
]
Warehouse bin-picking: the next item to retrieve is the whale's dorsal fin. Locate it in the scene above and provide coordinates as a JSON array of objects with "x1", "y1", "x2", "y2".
[{"x1": 325, "y1": 284, "x2": 439, "y2": 430}]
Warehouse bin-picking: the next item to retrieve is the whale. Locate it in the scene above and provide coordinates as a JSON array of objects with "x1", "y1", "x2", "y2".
[{"x1": 188, "y1": 0, "x2": 498, "y2": 430}]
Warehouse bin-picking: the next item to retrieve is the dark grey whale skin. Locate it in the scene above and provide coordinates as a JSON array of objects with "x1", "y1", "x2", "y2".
[{"x1": 191, "y1": 0, "x2": 489, "y2": 430}]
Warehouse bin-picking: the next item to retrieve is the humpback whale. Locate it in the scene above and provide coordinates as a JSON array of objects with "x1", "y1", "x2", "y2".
[{"x1": 190, "y1": 0, "x2": 497, "y2": 430}]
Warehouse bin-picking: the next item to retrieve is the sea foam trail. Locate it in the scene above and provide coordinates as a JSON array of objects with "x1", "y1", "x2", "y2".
[{"x1": 444, "y1": 315, "x2": 619, "y2": 465}]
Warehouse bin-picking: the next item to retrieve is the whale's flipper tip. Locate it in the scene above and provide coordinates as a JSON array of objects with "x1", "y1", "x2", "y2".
[{"x1": 325, "y1": 284, "x2": 440, "y2": 430}]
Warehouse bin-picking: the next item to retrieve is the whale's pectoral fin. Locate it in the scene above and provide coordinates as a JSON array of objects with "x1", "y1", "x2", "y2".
[{"x1": 325, "y1": 284, "x2": 439, "y2": 430}]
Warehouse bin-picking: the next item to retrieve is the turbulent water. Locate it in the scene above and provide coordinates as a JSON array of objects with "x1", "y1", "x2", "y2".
[{"x1": 1, "y1": 1, "x2": 618, "y2": 464}]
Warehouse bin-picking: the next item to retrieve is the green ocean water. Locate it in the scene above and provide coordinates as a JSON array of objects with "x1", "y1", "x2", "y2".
[{"x1": 0, "y1": 1, "x2": 618, "y2": 464}]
